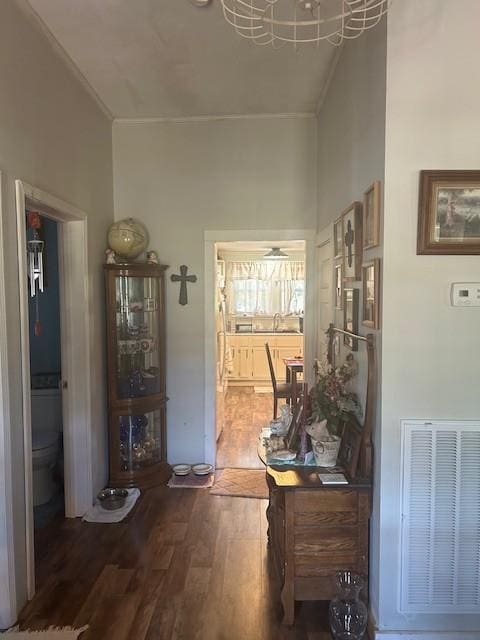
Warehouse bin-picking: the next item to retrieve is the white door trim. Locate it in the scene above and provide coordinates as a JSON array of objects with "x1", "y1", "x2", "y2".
[
  {"x1": 203, "y1": 228, "x2": 317, "y2": 466},
  {"x1": 0, "y1": 172, "x2": 18, "y2": 628},
  {"x1": 15, "y1": 180, "x2": 92, "y2": 599}
]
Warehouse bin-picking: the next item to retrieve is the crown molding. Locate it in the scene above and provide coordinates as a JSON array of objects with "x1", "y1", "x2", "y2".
[
  {"x1": 113, "y1": 112, "x2": 316, "y2": 125},
  {"x1": 316, "y1": 44, "x2": 344, "y2": 116},
  {"x1": 20, "y1": 0, "x2": 113, "y2": 121}
]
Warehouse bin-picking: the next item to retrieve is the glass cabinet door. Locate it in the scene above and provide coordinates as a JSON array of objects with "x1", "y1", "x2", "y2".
[
  {"x1": 118, "y1": 409, "x2": 164, "y2": 472},
  {"x1": 115, "y1": 276, "x2": 162, "y2": 400}
]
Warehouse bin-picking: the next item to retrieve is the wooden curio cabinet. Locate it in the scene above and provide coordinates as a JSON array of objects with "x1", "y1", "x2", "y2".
[{"x1": 104, "y1": 263, "x2": 171, "y2": 488}]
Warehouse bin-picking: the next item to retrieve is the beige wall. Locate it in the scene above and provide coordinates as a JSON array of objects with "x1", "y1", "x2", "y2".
[
  {"x1": 113, "y1": 117, "x2": 317, "y2": 463},
  {"x1": 316, "y1": 21, "x2": 387, "y2": 621},
  {"x1": 0, "y1": 1, "x2": 113, "y2": 626},
  {"x1": 378, "y1": 0, "x2": 480, "y2": 634}
]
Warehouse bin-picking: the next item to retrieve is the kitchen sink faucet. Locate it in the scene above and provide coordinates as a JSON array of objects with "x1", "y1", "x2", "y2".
[{"x1": 273, "y1": 313, "x2": 281, "y2": 333}]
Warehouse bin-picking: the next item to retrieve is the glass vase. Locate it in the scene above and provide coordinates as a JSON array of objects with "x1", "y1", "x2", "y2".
[{"x1": 329, "y1": 571, "x2": 368, "y2": 640}]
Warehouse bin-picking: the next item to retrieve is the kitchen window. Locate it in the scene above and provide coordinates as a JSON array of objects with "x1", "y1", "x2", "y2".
[{"x1": 226, "y1": 261, "x2": 305, "y2": 316}]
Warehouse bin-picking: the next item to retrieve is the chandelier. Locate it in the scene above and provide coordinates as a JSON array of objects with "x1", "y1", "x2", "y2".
[{"x1": 219, "y1": 0, "x2": 390, "y2": 48}]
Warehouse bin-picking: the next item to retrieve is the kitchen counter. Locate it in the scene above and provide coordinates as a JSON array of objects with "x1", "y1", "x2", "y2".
[{"x1": 227, "y1": 332, "x2": 302, "y2": 336}]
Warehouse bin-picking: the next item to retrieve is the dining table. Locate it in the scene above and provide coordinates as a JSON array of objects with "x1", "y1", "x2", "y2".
[{"x1": 283, "y1": 356, "x2": 304, "y2": 408}]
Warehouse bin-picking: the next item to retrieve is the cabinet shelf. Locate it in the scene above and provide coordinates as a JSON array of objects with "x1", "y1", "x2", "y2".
[{"x1": 105, "y1": 263, "x2": 171, "y2": 489}]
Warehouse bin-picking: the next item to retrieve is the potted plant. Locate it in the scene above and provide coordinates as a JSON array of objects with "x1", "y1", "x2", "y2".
[{"x1": 307, "y1": 357, "x2": 359, "y2": 466}]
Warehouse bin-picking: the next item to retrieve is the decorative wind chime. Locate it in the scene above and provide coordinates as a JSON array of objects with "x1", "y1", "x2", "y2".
[{"x1": 27, "y1": 211, "x2": 45, "y2": 337}]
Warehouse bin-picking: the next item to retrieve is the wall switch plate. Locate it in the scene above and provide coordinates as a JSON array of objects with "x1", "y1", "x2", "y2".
[{"x1": 450, "y1": 282, "x2": 480, "y2": 307}]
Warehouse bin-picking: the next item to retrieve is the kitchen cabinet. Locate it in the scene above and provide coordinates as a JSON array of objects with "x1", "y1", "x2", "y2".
[{"x1": 227, "y1": 334, "x2": 303, "y2": 383}]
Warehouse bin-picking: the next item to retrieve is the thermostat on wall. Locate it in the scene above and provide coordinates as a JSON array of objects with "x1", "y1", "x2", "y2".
[{"x1": 450, "y1": 283, "x2": 480, "y2": 306}]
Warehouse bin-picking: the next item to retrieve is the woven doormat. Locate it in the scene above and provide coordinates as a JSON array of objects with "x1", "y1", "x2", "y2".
[
  {"x1": 168, "y1": 473, "x2": 214, "y2": 489},
  {"x1": 2, "y1": 626, "x2": 88, "y2": 638},
  {"x1": 210, "y1": 469, "x2": 268, "y2": 499}
]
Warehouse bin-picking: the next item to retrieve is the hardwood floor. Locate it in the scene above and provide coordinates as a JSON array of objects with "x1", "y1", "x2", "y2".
[
  {"x1": 216, "y1": 386, "x2": 273, "y2": 470},
  {"x1": 21, "y1": 487, "x2": 331, "y2": 639}
]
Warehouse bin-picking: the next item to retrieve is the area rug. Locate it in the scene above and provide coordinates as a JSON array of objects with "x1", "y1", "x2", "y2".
[
  {"x1": 2, "y1": 626, "x2": 88, "y2": 638},
  {"x1": 168, "y1": 473, "x2": 214, "y2": 489},
  {"x1": 210, "y1": 468, "x2": 268, "y2": 499}
]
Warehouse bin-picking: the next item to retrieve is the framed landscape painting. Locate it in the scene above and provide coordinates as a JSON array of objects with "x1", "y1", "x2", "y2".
[
  {"x1": 417, "y1": 170, "x2": 480, "y2": 254},
  {"x1": 363, "y1": 181, "x2": 381, "y2": 250}
]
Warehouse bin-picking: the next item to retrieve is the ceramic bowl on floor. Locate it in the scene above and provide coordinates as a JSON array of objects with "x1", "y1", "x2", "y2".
[
  {"x1": 192, "y1": 463, "x2": 213, "y2": 476},
  {"x1": 172, "y1": 464, "x2": 192, "y2": 476}
]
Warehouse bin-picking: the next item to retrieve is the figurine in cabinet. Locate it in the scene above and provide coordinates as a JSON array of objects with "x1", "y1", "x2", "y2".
[{"x1": 104, "y1": 262, "x2": 171, "y2": 488}]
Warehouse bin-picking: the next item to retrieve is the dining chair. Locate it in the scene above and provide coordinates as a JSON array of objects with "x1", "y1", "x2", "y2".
[{"x1": 265, "y1": 342, "x2": 297, "y2": 419}]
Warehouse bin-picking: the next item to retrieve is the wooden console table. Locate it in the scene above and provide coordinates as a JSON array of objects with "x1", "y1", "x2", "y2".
[{"x1": 266, "y1": 465, "x2": 371, "y2": 625}]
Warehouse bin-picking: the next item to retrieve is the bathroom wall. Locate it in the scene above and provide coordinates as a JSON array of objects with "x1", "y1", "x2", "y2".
[{"x1": 28, "y1": 216, "x2": 61, "y2": 378}]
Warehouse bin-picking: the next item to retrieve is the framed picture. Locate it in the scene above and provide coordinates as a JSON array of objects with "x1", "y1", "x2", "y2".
[
  {"x1": 342, "y1": 202, "x2": 363, "y2": 281},
  {"x1": 334, "y1": 262, "x2": 343, "y2": 309},
  {"x1": 285, "y1": 386, "x2": 306, "y2": 451},
  {"x1": 333, "y1": 217, "x2": 344, "y2": 259},
  {"x1": 343, "y1": 288, "x2": 359, "y2": 351},
  {"x1": 337, "y1": 414, "x2": 363, "y2": 479},
  {"x1": 417, "y1": 170, "x2": 480, "y2": 254},
  {"x1": 363, "y1": 181, "x2": 381, "y2": 250},
  {"x1": 362, "y1": 259, "x2": 380, "y2": 329}
]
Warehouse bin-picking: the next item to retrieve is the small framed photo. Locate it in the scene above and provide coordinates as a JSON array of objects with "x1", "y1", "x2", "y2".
[
  {"x1": 363, "y1": 181, "x2": 381, "y2": 250},
  {"x1": 333, "y1": 217, "x2": 344, "y2": 259},
  {"x1": 342, "y1": 202, "x2": 363, "y2": 281},
  {"x1": 285, "y1": 386, "x2": 306, "y2": 451},
  {"x1": 334, "y1": 262, "x2": 343, "y2": 309},
  {"x1": 343, "y1": 288, "x2": 359, "y2": 351},
  {"x1": 417, "y1": 170, "x2": 480, "y2": 254},
  {"x1": 362, "y1": 259, "x2": 380, "y2": 329}
]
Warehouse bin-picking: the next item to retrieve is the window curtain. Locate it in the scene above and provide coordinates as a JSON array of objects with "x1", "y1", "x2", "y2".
[{"x1": 226, "y1": 261, "x2": 305, "y2": 315}]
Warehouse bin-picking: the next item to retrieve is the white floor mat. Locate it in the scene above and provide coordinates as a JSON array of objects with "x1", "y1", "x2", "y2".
[{"x1": 82, "y1": 488, "x2": 140, "y2": 523}]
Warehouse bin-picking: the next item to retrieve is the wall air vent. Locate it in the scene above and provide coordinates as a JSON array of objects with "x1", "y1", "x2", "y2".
[{"x1": 400, "y1": 421, "x2": 480, "y2": 614}]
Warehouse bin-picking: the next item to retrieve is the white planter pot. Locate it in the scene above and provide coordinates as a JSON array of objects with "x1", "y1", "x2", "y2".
[{"x1": 312, "y1": 435, "x2": 341, "y2": 467}]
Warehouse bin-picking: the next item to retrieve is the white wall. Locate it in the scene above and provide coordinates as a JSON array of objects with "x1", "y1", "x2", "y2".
[
  {"x1": 377, "y1": 0, "x2": 480, "y2": 634},
  {"x1": 113, "y1": 117, "x2": 317, "y2": 463},
  {"x1": 316, "y1": 21, "x2": 387, "y2": 621},
  {"x1": 0, "y1": 1, "x2": 113, "y2": 626}
]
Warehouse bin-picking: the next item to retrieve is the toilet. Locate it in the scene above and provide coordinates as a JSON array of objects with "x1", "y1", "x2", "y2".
[{"x1": 31, "y1": 388, "x2": 62, "y2": 507}]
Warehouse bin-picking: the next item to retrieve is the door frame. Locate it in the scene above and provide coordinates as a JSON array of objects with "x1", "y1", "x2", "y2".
[
  {"x1": 204, "y1": 228, "x2": 317, "y2": 466},
  {"x1": 0, "y1": 172, "x2": 17, "y2": 628},
  {"x1": 15, "y1": 180, "x2": 92, "y2": 599}
]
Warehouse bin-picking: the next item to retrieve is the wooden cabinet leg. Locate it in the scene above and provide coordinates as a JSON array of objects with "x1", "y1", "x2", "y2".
[{"x1": 280, "y1": 583, "x2": 294, "y2": 625}]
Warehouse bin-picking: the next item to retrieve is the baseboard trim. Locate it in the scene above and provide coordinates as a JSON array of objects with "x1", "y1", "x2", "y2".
[{"x1": 371, "y1": 633, "x2": 480, "y2": 640}]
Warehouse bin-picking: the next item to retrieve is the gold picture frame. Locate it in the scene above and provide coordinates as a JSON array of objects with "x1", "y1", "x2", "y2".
[
  {"x1": 362, "y1": 259, "x2": 380, "y2": 329},
  {"x1": 417, "y1": 170, "x2": 480, "y2": 254},
  {"x1": 363, "y1": 181, "x2": 381, "y2": 250}
]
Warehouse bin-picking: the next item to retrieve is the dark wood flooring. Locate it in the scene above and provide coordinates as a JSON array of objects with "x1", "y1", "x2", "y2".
[
  {"x1": 216, "y1": 386, "x2": 273, "y2": 470},
  {"x1": 21, "y1": 487, "x2": 331, "y2": 639}
]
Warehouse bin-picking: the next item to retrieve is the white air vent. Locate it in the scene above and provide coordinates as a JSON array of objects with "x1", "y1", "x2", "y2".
[{"x1": 400, "y1": 421, "x2": 480, "y2": 614}]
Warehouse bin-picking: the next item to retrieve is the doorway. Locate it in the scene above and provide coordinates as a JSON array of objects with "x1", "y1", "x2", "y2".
[
  {"x1": 27, "y1": 214, "x2": 64, "y2": 531},
  {"x1": 204, "y1": 229, "x2": 316, "y2": 469},
  {"x1": 215, "y1": 240, "x2": 306, "y2": 470},
  {"x1": 15, "y1": 180, "x2": 93, "y2": 599}
]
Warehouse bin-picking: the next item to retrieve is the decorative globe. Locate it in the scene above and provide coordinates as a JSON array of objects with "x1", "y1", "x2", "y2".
[{"x1": 107, "y1": 218, "x2": 149, "y2": 259}]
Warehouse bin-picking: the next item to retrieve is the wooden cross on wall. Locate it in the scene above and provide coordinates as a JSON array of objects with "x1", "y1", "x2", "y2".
[
  {"x1": 344, "y1": 219, "x2": 355, "y2": 268},
  {"x1": 171, "y1": 265, "x2": 197, "y2": 306}
]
